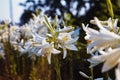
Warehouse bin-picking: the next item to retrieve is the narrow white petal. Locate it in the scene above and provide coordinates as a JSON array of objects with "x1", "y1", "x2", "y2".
[
  {"x1": 91, "y1": 55, "x2": 107, "y2": 64},
  {"x1": 47, "y1": 53, "x2": 51, "y2": 64},
  {"x1": 116, "y1": 65, "x2": 120, "y2": 80},
  {"x1": 52, "y1": 48, "x2": 61, "y2": 54},
  {"x1": 65, "y1": 44, "x2": 78, "y2": 51},
  {"x1": 63, "y1": 48, "x2": 67, "y2": 59},
  {"x1": 58, "y1": 26, "x2": 73, "y2": 33},
  {"x1": 88, "y1": 59, "x2": 100, "y2": 68},
  {"x1": 36, "y1": 49, "x2": 42, "y2": 56},
  {"x1": 87, "y1": 40, "x2": 106, "y2": 53},
  {"x1": 79, "y1": 71, "x2": 90, "y2": 79},
  {"x1": 89, "y1": 54, "x2": 108, "y2": 68},
  {"x1": 42, "y1": 38, "x2": 48, "y2": 45},
  {"x1": 95, "y1": 17, "x2": 120, "y2": 39},
  {"x1": 114, "y1": 19, "x2": 118, "y2": 30},
  {"x1": 87, "y1": 39, "x2": 120, "y2": 54},
  {"x1": 71, "y1": 27, "x2": 80, "y2": 38},
  {"x1": 102, "y1": 48, "x2": 120, "y2": 72},
  {"x1": 46, "y1": 33, "x2": 52, "y2": 37},
  {"x1": 40, "y1": 49, "x2": 46, "y2": 55},
  {"x1": 94, "y1": 17, "x2": 108, "y2": 32},
  {"x1": 94, "y1": 78, "x2": 103, "y2": 80},
  {"x1": 82, "y1": 23, "x2": 89, "y2": 30},
  {"x1": 66, "y1": 37, "x2": 79, "y2": 44}
]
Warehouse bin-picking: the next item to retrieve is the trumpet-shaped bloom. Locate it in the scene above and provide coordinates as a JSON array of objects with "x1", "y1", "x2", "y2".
[
  {"x1": 83, "y1": 17, "x2": 120, "y2": 80},
  {"x1": 10, "y1": 26, "x2": 21, "y2": 41},
  {"x1": 90, "y1": 17, "x2": 119, "y2": 32},
  {"x1": 0, "y1": 14, "x2": 79, "y2": 64},
  {"x1": 19, "y1": 25, "x2": 33, "y2": 40},
  {"x1": 35, "y1": 39, "x2": 61, "y2": 64},
  {"x1": 58, "y1": 32, "x2": 78, "y2": 59},
  {"x1": 82, "y1": 17, "x2": 120, "y2": 54},
  {"x1": 90, "y1": 48, "x2": 120, "y2": 72},
  {"x1": 28, "y1": 15, "x2": 48, "y2": 37}
]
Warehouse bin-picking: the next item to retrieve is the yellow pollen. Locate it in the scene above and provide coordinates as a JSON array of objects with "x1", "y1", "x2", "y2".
[
  {"x1": 62, "y1": 35, "x2": 69, "y2": 42},
  {"x1": 11, "y1": 27, "x2": 16, "y2": 31}
]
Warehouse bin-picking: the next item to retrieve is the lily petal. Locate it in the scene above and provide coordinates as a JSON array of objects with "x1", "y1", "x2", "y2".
[
  {"x1": 65, "y1": 44, "x2": 78, "y2": 51},
  {"x1": 51, "y1": 48, "x2": 61, "y2": 54},
  {"x1": 102, "y1": 48, "x2": 120, "y2": 72},
  {"x1": 63, "y1": 47, "x2": 67, "y2": 59},
  {"x1": 47, "y1": 52, "x2": 51, "y2": 64}
]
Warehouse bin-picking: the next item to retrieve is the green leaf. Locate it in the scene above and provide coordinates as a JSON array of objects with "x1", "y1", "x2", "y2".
[
  {"x1": 53, "y1": 15, "x2": 58, "y2": 29},
  {"x1": 44, "y1": 15, "x2": 54, "y2": 34},
  {"x1": 106, "y1": 0, "x2": 114, "y2": 18}
]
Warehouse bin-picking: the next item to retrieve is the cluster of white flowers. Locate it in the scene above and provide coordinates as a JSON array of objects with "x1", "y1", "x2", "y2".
[
  {"x1": 83, "y1": 17, "x2": 120, "y2": 80},
  {"x1": 0, "y1": 14, "x2": 79, "y2": 64}
]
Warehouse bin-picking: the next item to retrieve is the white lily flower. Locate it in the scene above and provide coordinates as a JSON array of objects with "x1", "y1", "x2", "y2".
[
  {"x1": 36, "y1": 39, "x2": 61, "y2": 64},
  {"x1": 18, "y1": 40, "x2": 33, "y2": 55},
  {"x1": 29, "y1": 14, "x2": 44, "y2": 27},
  {"x1": 28, "y1": 15, "x2": 48, "y2": 37},
  {"x1": 58, "y1": 32, "x2": 78, "y2": 59},
  {"x1": 20, "y1": 25, "x2": 33, "y2": 39},
  {"x1": 10, "y1": 26, "x2": 20, "y2": 41},
  {"x1": 83, "y1": 17, "x2": 120, "y2": 80},
  {"x1": 82, "y1": 18, "x2": 120, "y2": 54},
  {"x1": 32, "y1": 32, "x2": 44, "y2": 44},
  {"x1": 90, "y1": 48, "x2": 120, "y2": 72},
  {"x1": 90, "y1": 17, "x2": 119, "y2": 32}
]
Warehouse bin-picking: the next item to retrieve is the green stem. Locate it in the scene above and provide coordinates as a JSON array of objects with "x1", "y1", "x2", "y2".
[
  {"x1": 105, "y1": 72, "x2": 109, "y2": 80},
  {"x1": 106, "y1": 0, "x2": 114, "y2": 18},
  {"x1": 89, "y1": 64, "x2": 94, "y2": 80},
  {"x1": 69, "y1": 53, "x2": 73, "y2": 80},
  {"x1": 54, "y1": 56, "x2": 61, "y2": 80}
]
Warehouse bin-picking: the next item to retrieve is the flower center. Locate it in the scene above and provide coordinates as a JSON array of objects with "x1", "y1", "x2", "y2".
[
  {"x1": 45, "y1": 47, "x2": 51, "y2": 57},
  {"x1": 62, "y1": 35, "x2": 69, "y2": 42}
]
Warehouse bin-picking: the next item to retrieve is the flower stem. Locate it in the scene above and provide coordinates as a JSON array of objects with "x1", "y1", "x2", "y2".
[
  {"x1": 105, "y1": 72, "x2": 109, "y2": 80},
  {"x1": 89, "y1": 64, "x2": 94, "y2": 80},
  {"x1": 106, "y1": 0, "x2": 114, "y2": 18},
  {"x1": 53, "y1": 55, "x2": 61, "y2": 80}
]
